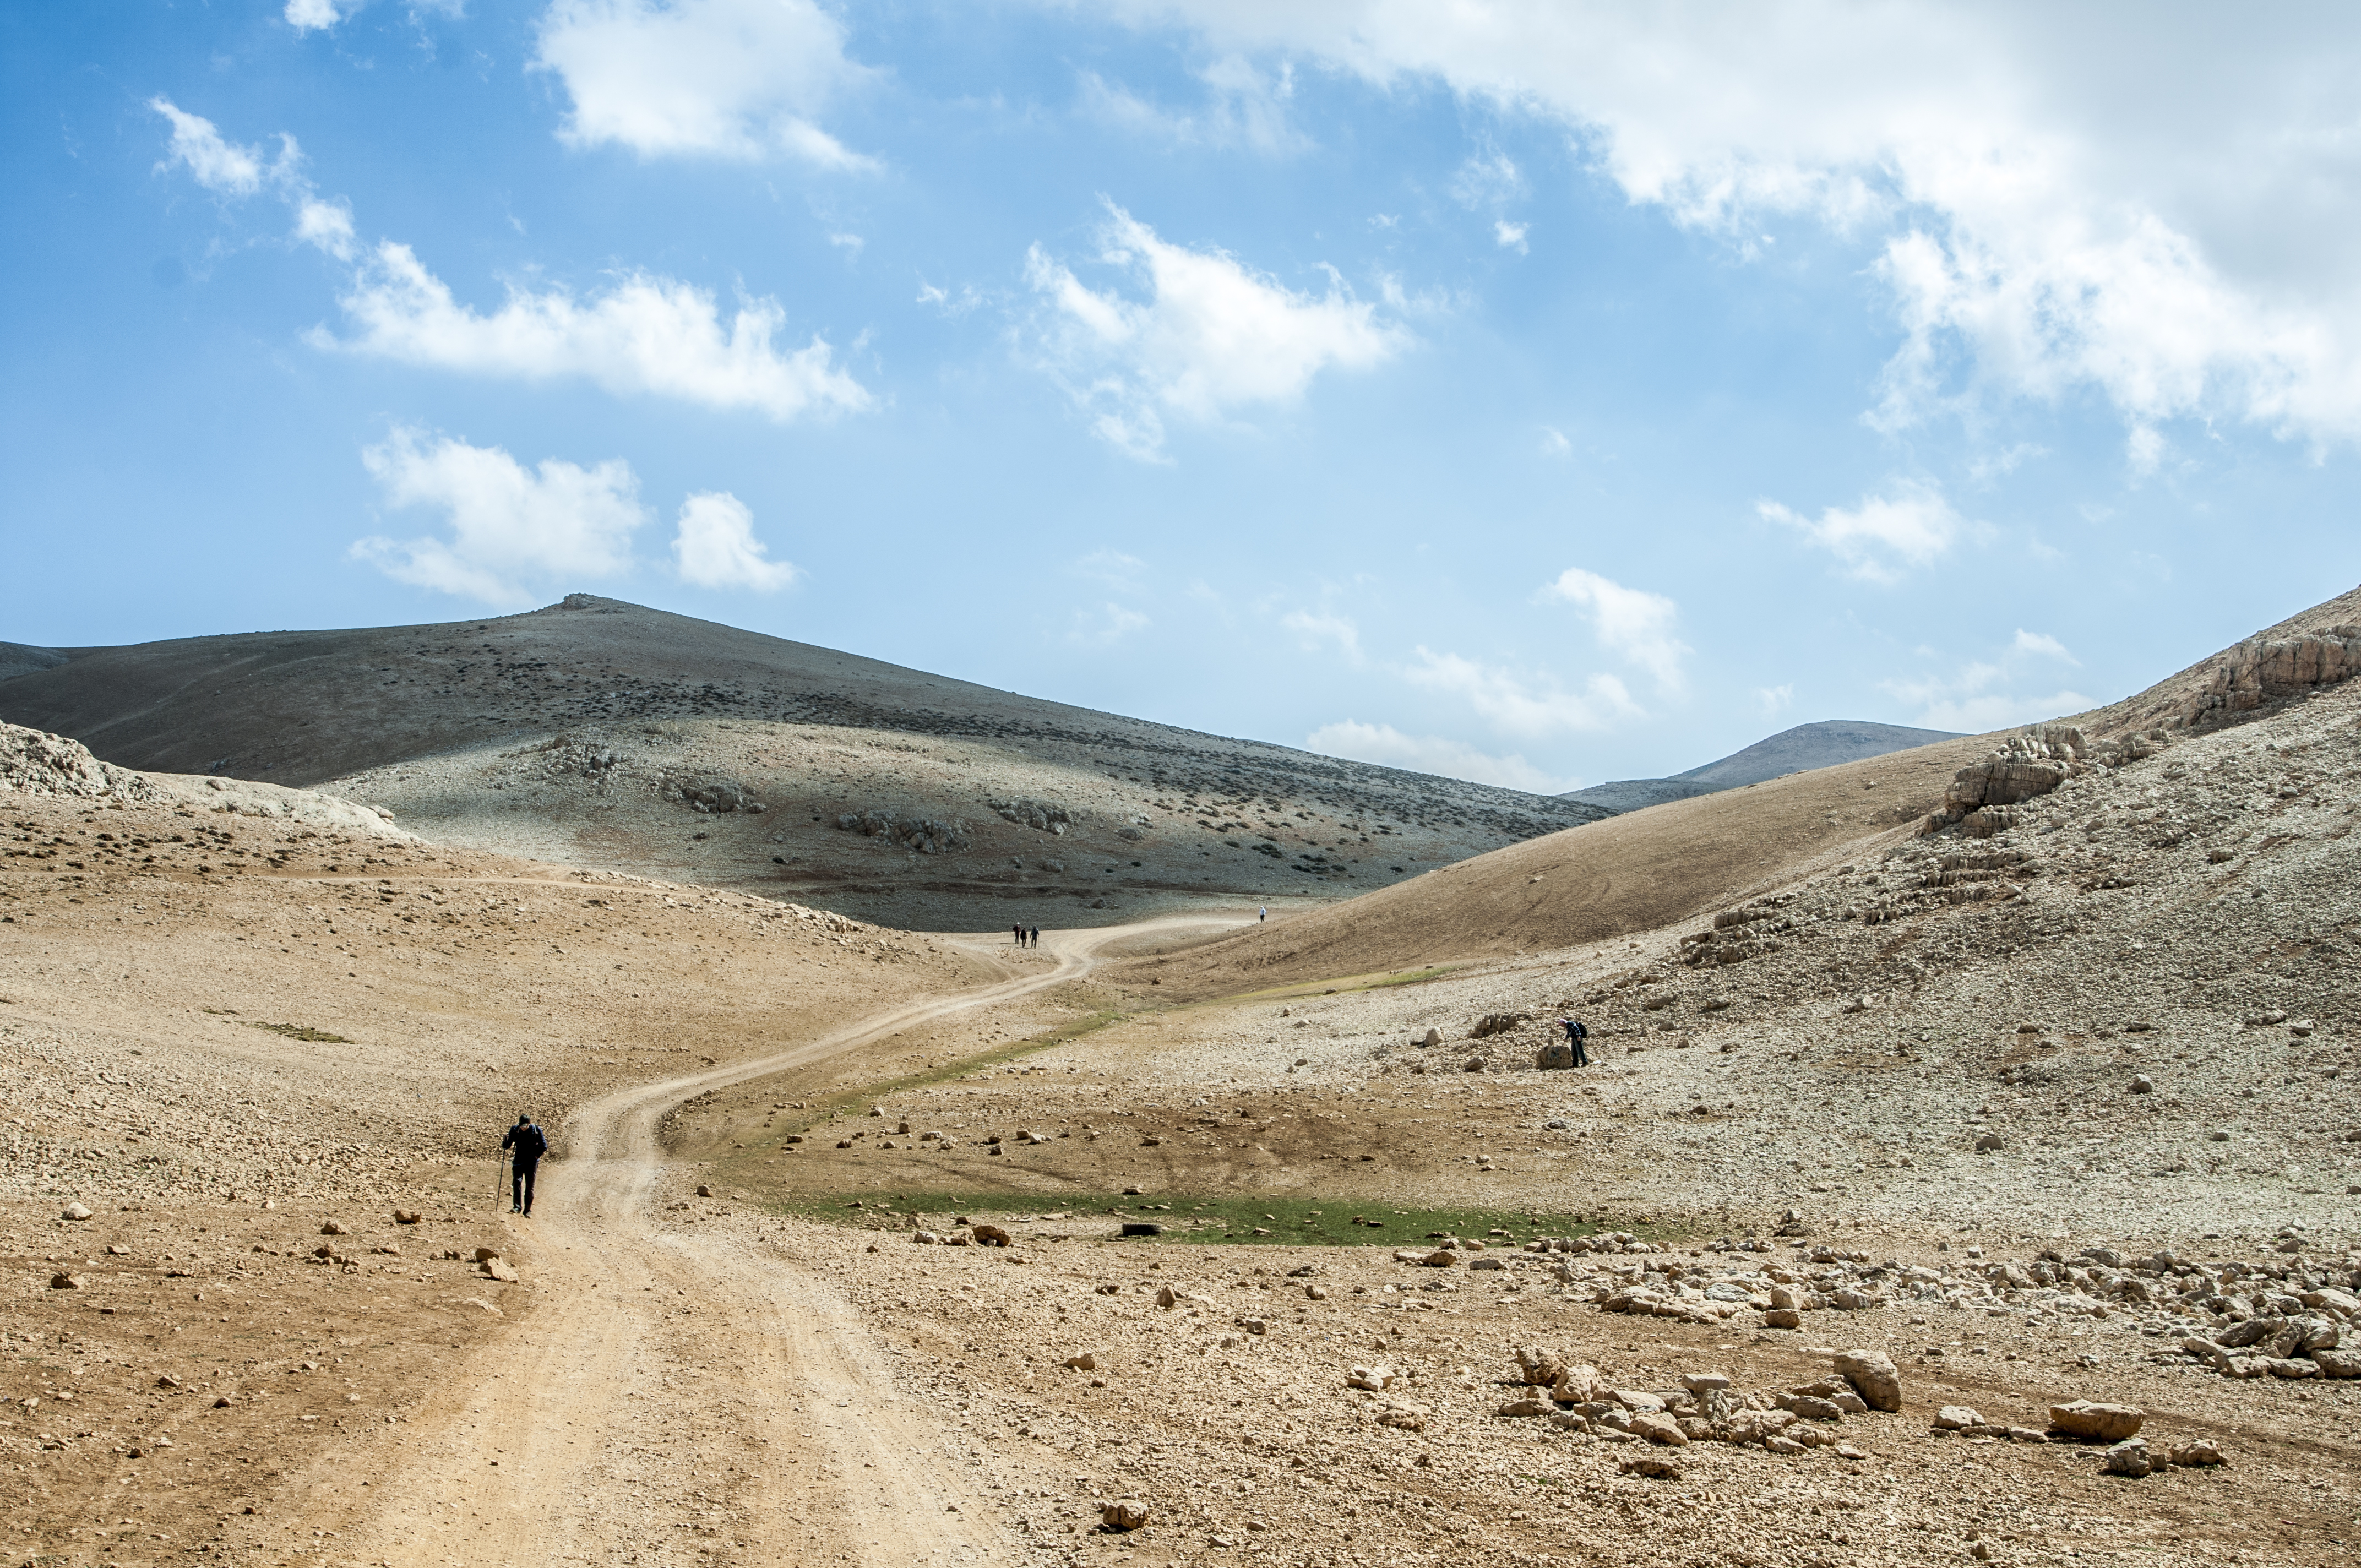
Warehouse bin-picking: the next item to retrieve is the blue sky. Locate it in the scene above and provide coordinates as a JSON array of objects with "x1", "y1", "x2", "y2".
[{"x1": 8, "y1": 2, "x2": 2361, "y2": 790}]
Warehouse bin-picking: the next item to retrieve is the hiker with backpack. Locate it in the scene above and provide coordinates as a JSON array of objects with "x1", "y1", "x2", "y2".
[
  {"x1": 1560, "y1": 1016, "x2": 1590, "y2": 1068},
  {"x1": 501, "y1": 1113, "x2": 548, "y2": 1217}
]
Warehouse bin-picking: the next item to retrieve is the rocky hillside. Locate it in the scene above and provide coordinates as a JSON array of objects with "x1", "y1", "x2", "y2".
[{"x1": 0, "y1": 595, "x2": 1604, "y2": 929}]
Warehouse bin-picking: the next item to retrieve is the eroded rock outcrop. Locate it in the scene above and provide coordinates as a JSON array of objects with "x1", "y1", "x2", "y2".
[{"x1": 2177, "y1": 625, "x2": 2361, "y2": 727}]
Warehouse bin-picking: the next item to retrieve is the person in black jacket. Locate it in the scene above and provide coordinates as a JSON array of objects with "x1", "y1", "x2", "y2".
[
  {"x1": 1560, "y1": 1016, "x2": 1590, "y2": 1068},
  {"x1": 501, "y1": 1114, "x2": 548, "y2": 1217}
]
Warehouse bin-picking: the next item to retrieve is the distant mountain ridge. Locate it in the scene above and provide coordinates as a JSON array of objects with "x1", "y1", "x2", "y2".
[{"x1": 1564, "y1": 720, "x2": 1962, "y2": 813}]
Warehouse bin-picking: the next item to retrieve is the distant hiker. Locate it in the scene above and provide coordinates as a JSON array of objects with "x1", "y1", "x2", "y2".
[
  {"x1": 502, "y1": 1113, "x2": 548, "y2": 1217},
  {"x1": 1258, "y1": 906, "x2": 1267, "y2": 923},
  {"x1": 1029, "y1": 924, "x2": 1041, "y2": 947},
  {"x1": 1561, "y1": 1017, "x2": 1590, "y2": 1068},
  {"x1": 1013, "y1": 923, "x2": 1024, "y2": 946}
]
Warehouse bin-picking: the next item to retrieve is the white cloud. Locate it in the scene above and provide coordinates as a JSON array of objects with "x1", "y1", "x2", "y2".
[
  {"x1": 2010, "y1": 628, "x2": 2077, "y2": 664},
  {"x1": 1079, "y1": 55, "x2": 1307, "y2": 154},
  {"x1": 1494, "y1": 219, "x2": 1529, "y2": 253},
  {"x1": 671, "y1": 491, "x2": 798, "y2": 590},
  {"x1": 1305, "y1": 720, "x2": 1570, "y2": 793},
  {"x1": 285, "y1": 0, "x2": 347, "y2": 30},
  {"x1": 1072, "y1": 549, "x2": 1147, "y2": 590},
  {"x1": 1756, "y1": 683, "x2": 1794, "y2": 716},
  {"x1": 1069, "y1": 602, "x2": 1151, "y2": 646},
  {"x1": 1024, "y1": 202, "x2": 1410, "y2": 459},
  {"x1": 1449, "y1": 148, "x2": 1524, "y2": 208},
  {"x1": 294, "y1": 197, "x2": 356, "y2": 260},
  {"x1": 1537, "y1": 425, "x2": 1570, "y2": 456},
  {"x1": 149, "y1": 99, "x2": 292, "y2": 198},
  {"x1": 1124, "y1": 3, "x2": 2361, "y2": 448},
  {"x1": 532, "y1": 0, "x2": 873, "y2": 168},
  {"x1": 1757, "y1": 482, "x2": 1965, "y2": 584},
  {"x1": 1405, "y1": 647, "x2": 1639, "y2": 738},
  {"x1": 1539, "y1": 567, "x2": 1689, "y2": 694},
  {"x1": 321, "y1": 241, "x2": 871, "y2": 420},
  {"x1": 1882, "y1": 623, "x2": 2095, "y2": 731},
  {"x1": 352, "y1": 428, "x2": 646, "y2": 605},
  {"x1": 1881, "y1": 662, "x2": 2092, "y2": 734},
  {"x1": 1281, "y1": 608, "x2": 1362, "y2": 663}
]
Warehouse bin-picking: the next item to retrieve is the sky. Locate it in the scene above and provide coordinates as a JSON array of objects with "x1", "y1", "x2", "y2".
[{"x1": 8, "y1": 2, "x2": 2361, "y2": 792}]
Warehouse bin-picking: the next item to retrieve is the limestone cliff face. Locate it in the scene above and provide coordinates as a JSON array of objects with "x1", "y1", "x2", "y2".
[{"x1": 2175, "y1": 625, "x2": 2361, "y2": 728}]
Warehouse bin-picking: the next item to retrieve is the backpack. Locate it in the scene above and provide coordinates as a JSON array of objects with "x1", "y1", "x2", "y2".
[{"x1": 1567, "y1": 1019, "x2": 1587, "y2": 1041}]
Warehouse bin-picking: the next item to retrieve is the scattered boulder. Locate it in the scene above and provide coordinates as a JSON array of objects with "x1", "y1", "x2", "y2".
[
  {"x1": 1347, "y1": 1365, "x2": 1396, "y2": 1392},
  {"x1": 392, "y1": 1210, "x2": 422, "y2": 1225},
  {"x1": 2129, "y1": 1075, "x2": 2155, "y2": 1095},
  {"x1": 48, "y1": 1272, "x2": 83, "y2": 1290},
  {"x1": 1630, "y1": 1412, "x2": 1688, "y2": 1446},
  {"x1": 1933, "y1": 1405, "x2": 1984, "y2": 1431},
  {"x1": 2049, "y1": 1401, "x2": 2144, "y2": 1442},
  {"x1": 1469, "y1": 1012, "x2": 1530, "y2": 1039},
  {"x1": 1064, "y1": 1353, "x2": 1097, "y2": 1371},
  {"x1": 320, "y1": 1220, "x2": 350, "y2": 1236},
  {"x1": 1834, "y1": 1348, "x2": 1901, "y2": 1412},
  {"x1": 1155, "y1": 1285, "x2": 1179, "y2": 1309},
  {"x1": 1100, "y1": 1500, "x2": 1150, "y2": 1532},
  {"x1": 1537, "y1": 1042, "x2": 1575, "y2": 1070},
  {"x1": 2101, "y1": 1438, "x2": 2155, "y2": 1478},
  {"x1": 59, "y1": 1202, "x2": 92, "y2": 1222},
  {"x1": 2168, "y1": 1439, "x2": 2228, "y2": 1468},
  {"x1": 1620, "y1": 1455, "x2": 1683, "y2": 1480},
  {"x1": 971, "y1": 1224, "x2": 1013, "y2": 1247}
]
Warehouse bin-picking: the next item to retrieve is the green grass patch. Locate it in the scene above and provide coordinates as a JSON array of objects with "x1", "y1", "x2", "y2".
[
  {"x1": 759, "y1": 1188, "x2": 1642, "y2": 1248},
  {"x1": 250, "y1": 1021, "x2": 350, "y2": 1043},
  {"x1": 727, "y1": 1009, "x2": 1129, "y2": 1150}
]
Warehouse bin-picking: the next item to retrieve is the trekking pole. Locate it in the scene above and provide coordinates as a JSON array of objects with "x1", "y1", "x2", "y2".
[{"x1": 495, "y1": 1147, "x2": 508, "y2": 1209}]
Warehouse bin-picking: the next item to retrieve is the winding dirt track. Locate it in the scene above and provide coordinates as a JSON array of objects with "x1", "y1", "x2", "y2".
[{"x1": 345, "y1": 916, "x2": 1239, "y2": 1568}]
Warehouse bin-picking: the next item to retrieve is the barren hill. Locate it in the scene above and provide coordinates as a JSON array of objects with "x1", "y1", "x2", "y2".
[
  {"x1": 0, "y1": 595, "x2": 1604, "y2": 929},
  {"x1": 1133, "y1": 580, "x2": 2361, "y2": 992},
  {"x1": 1563, "y1": 718, "x2": 1959, "y2": 813}
]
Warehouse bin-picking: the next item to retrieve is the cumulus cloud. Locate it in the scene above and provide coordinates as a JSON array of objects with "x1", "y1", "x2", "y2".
[
  {"x1": 1494, "y1": 219, "x2": 1530, "y2": 253},
  {"x1": 285, "y1": 0, "x2": 347, "y2": 30},
  {"x1": 352, "y1": 428, "x2": 647, "y2": 605},
  {"x1": 1281, "y1": 608, "x2": 1362, "y2": 663},
  {"x1": 148, "y1": 102, "x2": 864, "y2": 421},
  {"x1": 321, "y1": 241, "x2": 871, "y2": 420},
  {"x1": 150, "y1": 98, "x2": 294, "y2": 198},
  {"x1": 1539, "y1": 567, "x2": 1689, "y2": 693},
  {"x1": 1123, "y1": 3, "x2": 2361, "y2": 449},
  {"x1": 1406, "y1": 647, "x2": 1639, "y2": 738},
  {"x1": 1305, "y1": 720, "x2": 1570, "y2": 793},
  {"x1": 1024, "y1": 202, "x2": 1410, "y2": 459},
  {"x1": 1758, "y1": 482, "x2": 1965, "y2": 584},
  {"x1": 532, "y1": 0, "x2": 873, "y2": 167},
  {"x1": 1756, "y1": 683, "x2": 1794, "y2": 716},
  {"x1": 671, "y1": 491, "x2": 798, "y2": 590},
  {"x1": 1070, "y1": 602, "x2": 1151, "y2": 646}
]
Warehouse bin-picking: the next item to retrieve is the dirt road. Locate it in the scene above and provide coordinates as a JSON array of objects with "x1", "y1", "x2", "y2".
[{"x1": 341, "y1": 915, "x2": 1241, "y2": 1568}]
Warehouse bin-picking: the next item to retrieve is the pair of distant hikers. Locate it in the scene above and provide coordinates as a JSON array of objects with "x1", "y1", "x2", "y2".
[
  {"x1": 1010, "y1": 923, "x2": 1040, "y2": 947},
  {"x1": 501, "y1": 1114, "x2": 547, "y2": 1217}
]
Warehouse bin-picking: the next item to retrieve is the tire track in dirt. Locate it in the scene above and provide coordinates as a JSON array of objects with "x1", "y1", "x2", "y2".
[{"x1": 341, "y1": 914, "x2": 1241, "y2": 1567}]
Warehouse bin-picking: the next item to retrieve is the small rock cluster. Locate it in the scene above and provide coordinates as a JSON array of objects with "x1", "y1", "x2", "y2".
[
  {"x1": 1488, "y1": 1345, "x2": 1898, "y2": 1460},
  {"x1": 834, "y1": 810, "x2": 968, "y2": 853}
]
